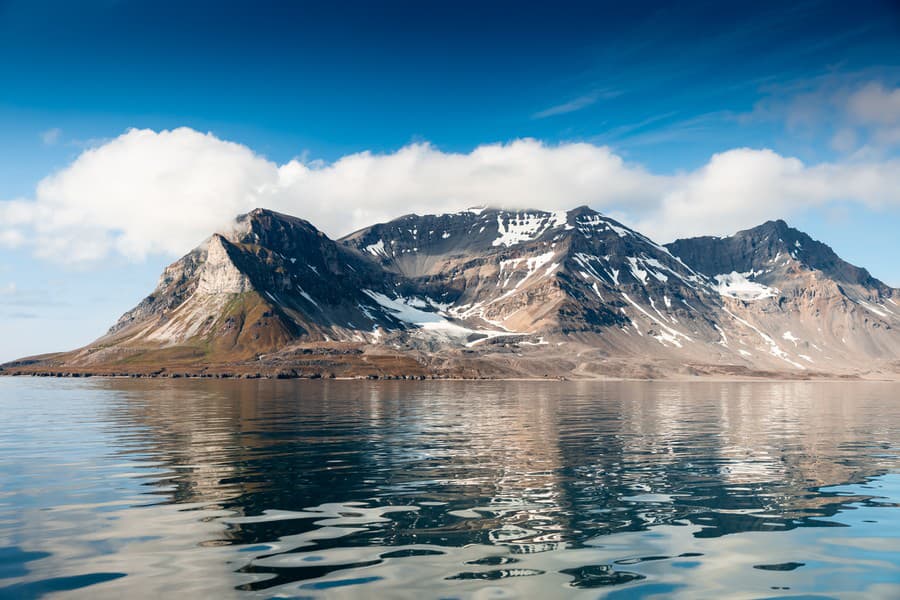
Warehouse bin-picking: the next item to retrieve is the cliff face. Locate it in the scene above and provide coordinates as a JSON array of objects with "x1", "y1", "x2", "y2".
[{"x1": 5, "y1": 207, "x2": 898, "y2": 379}]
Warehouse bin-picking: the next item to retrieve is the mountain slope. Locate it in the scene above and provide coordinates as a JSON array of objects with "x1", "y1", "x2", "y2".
[
  {"x1": 342, "y1": 206, "x2": 898, "y2": 376},
  {"x1": 666, "y1": 220, "x2": 899, "y2": 373},
  {"x1": 341, "y1": 206, "x2": 714, "y2": 333},
  {"x1": 3, "y1": 207, "x2": 898, "y2": 379},
  {"x1": 666, "y1": 219, "x2": 893, "y2": 298},
  {"x1": 32, "y1": 209, "x2": 449, "y2": 374}
]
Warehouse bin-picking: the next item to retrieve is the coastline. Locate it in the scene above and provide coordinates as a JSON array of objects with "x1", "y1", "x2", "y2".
[
  {"x1": 2, "y1": 368, "x2": 895, "y2": 383},
  {"x1": 4, "y1": 346, "x2": 896, "y2": 383}
]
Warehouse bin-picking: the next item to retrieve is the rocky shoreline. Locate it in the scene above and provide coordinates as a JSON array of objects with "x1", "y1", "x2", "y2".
[{"x1": 1, "y1": 360, "x2": 874, "y2": 382}]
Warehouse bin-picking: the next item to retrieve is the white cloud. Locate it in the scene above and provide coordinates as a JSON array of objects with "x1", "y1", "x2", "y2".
[
  {"x1": 638, "y1": 148, "x2": 900, "y2": 241},
  {"x1": 1, "y1": 127, "x2": 899, "y2": 264},
  {"x1": 5, "y1": 128, "x2": 278, "y2": 262},
  {"x1": 40, "y1": 128, "x2": 62, "y2": 146},
  {"x1": 0, "y1": 229, "x2": 25, "y2": 248}
]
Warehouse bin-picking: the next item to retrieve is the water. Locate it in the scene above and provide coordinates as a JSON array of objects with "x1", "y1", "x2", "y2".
[{"x1": 1, "y1": 378, "x2": 899, "y2": 599}]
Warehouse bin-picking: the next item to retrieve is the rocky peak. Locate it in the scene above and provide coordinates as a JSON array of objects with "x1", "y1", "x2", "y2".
[
  {"x1": 228, "y1": 208, "x2": 325, "y2": 248},
  {"x1": 342, "y1": 206, "x2": 613, "y2": 267},
  {"x1": 666, "y1": 220, "x2": 890, "y2": 295}
]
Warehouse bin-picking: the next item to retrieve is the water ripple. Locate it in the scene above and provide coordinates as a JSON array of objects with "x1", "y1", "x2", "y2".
[{"x1": 1, "y1": 378, "x2": 899, "y2": 598}]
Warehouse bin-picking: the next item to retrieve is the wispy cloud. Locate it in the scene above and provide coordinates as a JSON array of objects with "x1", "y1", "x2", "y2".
[
  {"x1": 40, "y1": 128, "x2": 62, "y2": 146},
  {"x1": 847, "y1": 81, "x2": 900, "y2": 125},
  {"x1": 604, "y1": 111, "x2": 735, "y2": 149},
  {"x1": 532, "y1": 89, "x2": 621, "y2": 119},
  {"x1": 742, "y1": 70, "x2": 900, "y2": 155},
  {"x1": 592, "y1": 111, "x2": 681, "y2": 142}
]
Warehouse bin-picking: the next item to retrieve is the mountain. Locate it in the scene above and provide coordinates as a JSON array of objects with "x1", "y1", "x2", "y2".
[
  {"x1": 340, "y1": 207, "x2": 728, "y2": 368},
  {"x1": 12, "y1": 209, "x2": 433, "y2": 377},
  {"x1": 666, "y1": 219, "x2": 893, "y2": 297},
  {"x1": 665, "y1": 219, "x2": 899, "y2": 374},
  {"x1": 107, "y1": 208, "x2": 409, "y2": 347},
  {"x1": 4, "y1": 207, "x2": 898, "y2": 379}
]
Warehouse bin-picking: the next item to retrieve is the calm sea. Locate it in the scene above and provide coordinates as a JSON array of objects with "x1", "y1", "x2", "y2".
[{"x1": 1, "y1": 378, "x2": 898, "y2": 598}]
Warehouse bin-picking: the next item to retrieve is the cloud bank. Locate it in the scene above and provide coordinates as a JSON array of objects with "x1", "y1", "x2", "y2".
[{"x1": 2, "y1": 127, "x2": 899, "y2": 264}]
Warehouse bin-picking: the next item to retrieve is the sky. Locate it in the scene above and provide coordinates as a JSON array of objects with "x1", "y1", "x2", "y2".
[{"x1": 1, "y1": 0, "x2": 899, "y2": 361}]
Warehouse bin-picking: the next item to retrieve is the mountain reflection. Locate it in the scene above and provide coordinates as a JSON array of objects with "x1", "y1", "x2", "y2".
[
  {"x1": 3, "y1": 379, "x2": 898, "y2": 597},
  {"x1": 100, "y1": 380, "x2": 898, "y2": 547}
]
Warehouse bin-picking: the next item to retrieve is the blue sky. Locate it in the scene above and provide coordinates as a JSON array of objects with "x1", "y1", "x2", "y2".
[{"x1": 1, "y1": 0, "x2": 899, "y2": 361}]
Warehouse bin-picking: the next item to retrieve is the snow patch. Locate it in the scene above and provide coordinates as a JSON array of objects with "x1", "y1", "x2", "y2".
[
  {"x1": 296, "y1": 287, "x2": 320, "y2": 309},
  {"x1": 782, "y1": 331, "x2": 800, "y2": 345},
  {"x1": 492, "y1": 212, "x2": 569, "y2": 247},
  {"x1": 364, "y1": 290, "x2": 519, "y2": 347},
  {"x1": 714, "y1": 272, "x2": 778, "y2": 300},
  {"x1": 495, "y1": 251, "x2": 557, "y2": 297},
  {"x1": 363, "y1": 290, "x2": 471, "y2": 336},
  {"x1": 621, "y1": 292, "x2": 691, "y2": 348},
  {"x1": 551, "y1": 210, "x2": 573, "y2": 230},
  {"x1": 357, "y1": 303, "x2": 377, "y2": 321},
  {"x1": 365, "y1": 240, "x2": 388, "y2": 257},
  {"x1": 607, "y1": 223, "x2": 632, "y2": 238},
  {"x1": 714, "y1": 324, "x2": 728, "y2": 347},
  {"x1": 626, "y1": 257, "x2": 648, "y2": 284},
  {"x1": 857, "y1": 300, "x2": 889, "y2": 318}
]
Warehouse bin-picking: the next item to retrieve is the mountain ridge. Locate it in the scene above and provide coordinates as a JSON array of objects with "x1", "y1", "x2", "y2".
[
  {"x1": 4, "y1": 206, "x2": 898, "y2": 380},
  {"x1": 666, "y1": 219, "x2": 892, "y2": 295}
]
